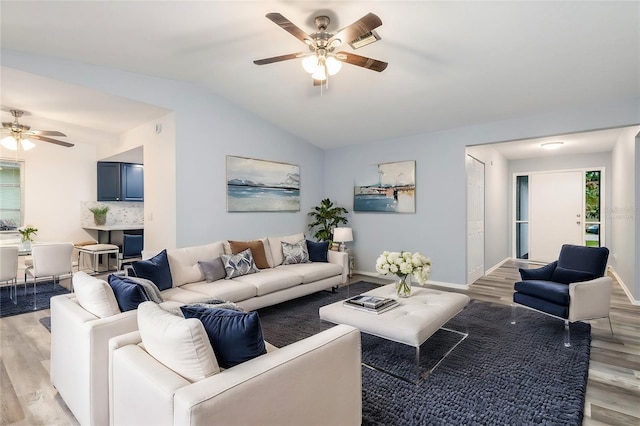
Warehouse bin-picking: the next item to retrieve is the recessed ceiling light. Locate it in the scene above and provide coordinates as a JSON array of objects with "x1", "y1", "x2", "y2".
[{"x1": 541, "y1": 142, "x2": 564, "y2": 150}]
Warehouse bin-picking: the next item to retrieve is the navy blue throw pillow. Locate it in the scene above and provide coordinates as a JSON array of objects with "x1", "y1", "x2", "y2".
[
  {"x1": 131, "y1": 249, "x2": 173, "y2": 291},
  {"x1": 551, "y1": 266, "x2": 595, "y2": 285},
  {"x1": 107, "y1": 274, "x2": 148, "y2": 311},
  {"x1": 180, "y1": 306, "x2": 266, "y2": 369},
  {"x1": 306, "y1": 240, "x2": 329, "y2": 263}
]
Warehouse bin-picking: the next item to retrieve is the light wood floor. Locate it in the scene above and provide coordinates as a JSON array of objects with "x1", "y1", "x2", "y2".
[{"x1": 0, "y1": 261, "x2": 638, "y2": 425}]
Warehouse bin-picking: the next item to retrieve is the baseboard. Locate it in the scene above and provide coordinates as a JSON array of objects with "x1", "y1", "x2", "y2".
[
  {"x1": 609, "y1": 266, "x2": 640, "y2": 306},
  {"x1": 484, "y1": 258, "x2": 511, "y2": 275},
  {"x1": 354, "y1": 270, "x2": 469, "y2": 290}
]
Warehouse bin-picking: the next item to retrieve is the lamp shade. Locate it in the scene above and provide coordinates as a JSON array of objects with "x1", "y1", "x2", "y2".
[{"x1": 332, "y1": 227, "x2": 353, "y2": 243}]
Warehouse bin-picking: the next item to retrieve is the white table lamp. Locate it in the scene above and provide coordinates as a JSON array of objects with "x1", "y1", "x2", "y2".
[{"x1": 333, "y1": 227, "x2": 353, "y2": 252}]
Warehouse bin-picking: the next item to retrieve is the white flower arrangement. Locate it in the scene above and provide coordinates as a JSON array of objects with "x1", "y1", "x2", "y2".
[{"x1": 375, "y1": 251, "x2": 431, "y2": 285}]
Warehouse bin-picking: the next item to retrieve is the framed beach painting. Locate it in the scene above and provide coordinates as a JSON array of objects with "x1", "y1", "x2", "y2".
[
  {"x1": 354, "y1": 160, "x2": 416, "y2": 213},
  {"x1": 226, "y1": 156, "x2": 300, "y2": 212}
]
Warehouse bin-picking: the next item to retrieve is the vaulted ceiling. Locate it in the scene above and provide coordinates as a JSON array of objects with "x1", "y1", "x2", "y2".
[{"x1": 1, "y1": 1, "x2": 638, "y2": 150}]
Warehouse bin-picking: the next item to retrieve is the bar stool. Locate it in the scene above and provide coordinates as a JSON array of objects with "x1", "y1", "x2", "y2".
[{"x1": 77, "y1": 244, "x2": 120, "y2": 274}]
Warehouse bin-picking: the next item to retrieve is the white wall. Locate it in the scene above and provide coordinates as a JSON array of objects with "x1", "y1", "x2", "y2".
[
  {"x1": 610, "y1": 128, "x2": 638, "y2": 300},
  {"x1": 1, "y1": 139, "x2": 97, "y2": 244},
  {"x1": 115, "y1": 113, "x2": 177, "y2": 251},
  {"x1": 509, "y1": 151, "x2": 613, "y2": 251}
]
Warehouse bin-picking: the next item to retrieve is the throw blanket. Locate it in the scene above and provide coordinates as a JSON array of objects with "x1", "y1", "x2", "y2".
[{"x1": 124, "y1": 276, "x2": 164, "y2": 304}]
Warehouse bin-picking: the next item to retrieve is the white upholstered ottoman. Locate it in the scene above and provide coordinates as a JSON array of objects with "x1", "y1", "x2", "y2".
[{"x1": 320, "y1": 284, "x2": 470, "y2": 380}]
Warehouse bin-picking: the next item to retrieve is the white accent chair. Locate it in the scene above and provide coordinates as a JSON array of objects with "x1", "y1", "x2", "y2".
[
  {"x1": 0, "y1": 246, "x2": 19, "y2": 304},
  {"x1": 50, "y1": 272, "x2": 142, "y2": 426},
  {"x1": 24, "y1": 242, "x2": 74, "y2": 310}
]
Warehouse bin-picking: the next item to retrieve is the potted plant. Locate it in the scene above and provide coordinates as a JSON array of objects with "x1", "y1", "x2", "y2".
[
  {"x1": 18, "y1": 225, "x2": 38, "y2": 243},
  {"x1": 89, "y1": 205, "x2": 110, "y2": 225},
  {"x1": 307, "y1": 198, "x2": 349, "y2": 242}
]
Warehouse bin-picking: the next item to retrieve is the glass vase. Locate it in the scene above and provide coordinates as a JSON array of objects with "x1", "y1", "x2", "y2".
[{"x1": 396, "y1": 274, "x2": 412, "y2": 298}]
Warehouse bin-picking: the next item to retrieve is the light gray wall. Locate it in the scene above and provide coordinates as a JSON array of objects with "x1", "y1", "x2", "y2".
[
  {"x1": 4, "y1": 49, "x2": 639, "y2": 290},
  {"x1": 2, "y1": 50, "x2": 326, "y2": 248},
  {"x1": 610, "y1": 129, "x2": 638, "y2": 300},
  {"x1": 325, "y1": 103, "x2": 638, "y2": 285}
]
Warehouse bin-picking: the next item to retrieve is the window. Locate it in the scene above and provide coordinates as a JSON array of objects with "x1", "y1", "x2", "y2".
[
  {"x1": 584, "y1": 170, "x2": 601, "y2": 247},
  {"x1": 0, "y1": 159, "x2": 24, "y2": 230},
  {"x1": 515, "y1": 175, "x2": 529, "y2": 259}
]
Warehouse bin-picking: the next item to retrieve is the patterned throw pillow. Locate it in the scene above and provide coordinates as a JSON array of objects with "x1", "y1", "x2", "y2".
[
  {"x1": 220, "y1": 248, "x2": 259, "y2": 279},
  {"x1": 281, "y1": 239, "x2": 310, "y2": 265}
]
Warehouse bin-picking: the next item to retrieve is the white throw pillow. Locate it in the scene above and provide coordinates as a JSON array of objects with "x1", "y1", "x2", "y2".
[
  {"x1": 268, "y1": 233, "x2": 305, "y2": 266},
  {"x1": 72, "y1": 271, "x2": 121, "y2": 318},
  {"x1": 137, "y1": 301, "x2": 220, "y2": 382}
]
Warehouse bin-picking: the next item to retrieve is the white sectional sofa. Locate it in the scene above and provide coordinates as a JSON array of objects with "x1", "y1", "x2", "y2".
[
  {"x1": 50, "y1": 233, "x2": 351, "y2": 426},
  {"x1": 155, "y1": 233, "x2": 348, "y2": 310}
]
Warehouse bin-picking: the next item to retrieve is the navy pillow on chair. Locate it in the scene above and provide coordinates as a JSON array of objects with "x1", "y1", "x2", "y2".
[
  {"x1": 107, "y1": 274, "x2": 148, "y2": 311},
  {"x1": 519, "y1": 261, "x2": 557, "y2": 281},
  {"x1": 180, "y1": 305, "x2": 267, "y2": 369},
  {"x1": 306, "y1": 240, "x2": 329, "y2": 262},
  {"x1": 131, "y1": 249, "x2": 173, "y2": 291},
  {"x1": 551, "y1": 267, "x2": 595, "y2": 285}
]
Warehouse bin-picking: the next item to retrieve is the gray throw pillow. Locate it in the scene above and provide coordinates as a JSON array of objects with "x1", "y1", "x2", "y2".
[
  {"x1": 281, "y1": 239, "x2": 310, "y2": 265},
  {"x1": 198, "y1": 258, "x2": 227, "y2": 282}
]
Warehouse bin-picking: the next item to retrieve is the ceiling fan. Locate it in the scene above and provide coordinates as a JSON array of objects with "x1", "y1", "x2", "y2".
[
  {"x1": 254, "y1": 12, "x2": 388, "y2": 86},
  {"x1": 1, "y1": 109, "x2": 74, "y2": 150}
]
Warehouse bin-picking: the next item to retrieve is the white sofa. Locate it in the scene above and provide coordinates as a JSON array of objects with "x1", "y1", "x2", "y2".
[
  {"x1": 147, "y1": 233, "x2": 348, "y2": 311},
  {"x1": 109, "y1": 321, "x2": 362, "y2": 425},
  {"x1": 50, "y1": 233, "x2": 350, "y2": 426}
]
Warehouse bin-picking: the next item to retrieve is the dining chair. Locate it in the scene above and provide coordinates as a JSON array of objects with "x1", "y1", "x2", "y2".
[
  {"x1": 0, "y1": 246, "x2": 19, "y2": 305},
  {"x1": 24, "y1": 242, "x2": 74, "y2": 310}
]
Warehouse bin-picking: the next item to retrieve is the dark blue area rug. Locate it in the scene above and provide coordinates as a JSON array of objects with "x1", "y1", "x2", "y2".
[
  {"x1": 0, "y1": 281, "x2": 70, "y2": 318},
  {"x1": 258, "y1": 282, "x2": 591, "y2": 426}
]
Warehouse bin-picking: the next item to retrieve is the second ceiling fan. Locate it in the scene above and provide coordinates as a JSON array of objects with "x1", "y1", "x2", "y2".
[{"x1": 254, "y1": 12, "x2": 388, "y2": 86}]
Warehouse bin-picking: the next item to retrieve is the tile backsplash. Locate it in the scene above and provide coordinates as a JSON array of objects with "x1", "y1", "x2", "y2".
[{"x1": 82, "y1": 201, "x2": 144, "y2": 227}]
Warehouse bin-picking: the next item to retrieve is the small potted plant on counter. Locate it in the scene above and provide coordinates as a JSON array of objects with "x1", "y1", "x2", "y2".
[
  {"x1": 89, "y1": 205, "x2": 110, "y2": 225},
  {"x1": 18, "y1": 225, "x2": 38, "y2": 250}
]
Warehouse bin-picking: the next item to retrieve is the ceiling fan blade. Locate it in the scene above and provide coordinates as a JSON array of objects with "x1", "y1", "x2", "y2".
[
  {"x1": 329, "y1": 13, "x2": 382, "y2": 46},
  {"x1": 27, "y1": 130, "x2": 67, "y2": 137},
  {"x1": 254, "y1": 52, "x2": 307, "y2": 66},
  {"x1": 265, "y1": 13, "x2": 314, "y2": 46},
  {"x1": 336, "y1": 52, "x2": 388, "y2": 72},
  {"x1": 2, "y1": 122, "x2": 13, "y2": 129},
  {"x1": 29, "y1": 134, "x2": 74, "y2": 148}
]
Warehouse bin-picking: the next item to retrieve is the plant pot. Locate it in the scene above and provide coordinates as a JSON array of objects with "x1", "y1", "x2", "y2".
[{"x1": 93, "y1": 214, "x2": 107, "y2": 226}]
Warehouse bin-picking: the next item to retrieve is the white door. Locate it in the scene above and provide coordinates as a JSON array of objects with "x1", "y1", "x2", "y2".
[
  {"x1": 466, "y1": 155, "x2": 485, "y2": 284},
  {"x1": 530, "y1": 171, "x2": 583, "y2": 262}
]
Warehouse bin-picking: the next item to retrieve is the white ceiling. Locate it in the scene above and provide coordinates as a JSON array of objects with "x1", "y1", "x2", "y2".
[{"x1": 1, "y1": 1, "x2": 639, "y2": 151}]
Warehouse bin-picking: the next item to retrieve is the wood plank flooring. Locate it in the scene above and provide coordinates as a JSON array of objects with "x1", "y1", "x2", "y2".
[{"x1": 0, "y1": 262, "x2": 638, "y2": 425}]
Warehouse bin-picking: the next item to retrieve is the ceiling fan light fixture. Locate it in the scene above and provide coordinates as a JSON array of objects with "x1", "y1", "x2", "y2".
[
  {"x1": 302, "y1": 55, "x2": 318, "y2": 73},
  {"x1": 1, "y1": 136, "x2": 18, "y2": 150},
  {"x1": 326, "y1": 56, "x2": 342, "y2": 75},
  {"x1": 21, "y1": 138, "x2": 36, "y2": 150},
  {"x1": 311, "y1": 64, "x2": 327, "y2": 81}
]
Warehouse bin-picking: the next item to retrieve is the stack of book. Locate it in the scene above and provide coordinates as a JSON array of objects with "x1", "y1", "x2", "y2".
[{"x1": 343, "y1": 294, "x2": 398, "y2": 314}]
